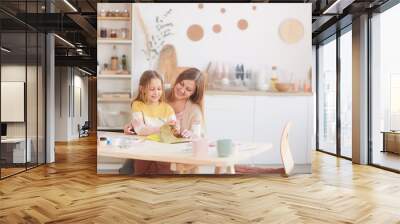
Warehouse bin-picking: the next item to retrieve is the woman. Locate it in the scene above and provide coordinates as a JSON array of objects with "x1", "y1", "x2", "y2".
[{"x1": 122, "y1": 67, "x2": 206, "y2": 175}]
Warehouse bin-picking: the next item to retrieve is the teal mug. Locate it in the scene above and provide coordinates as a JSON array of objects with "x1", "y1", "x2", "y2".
[{"x1": 217, "y1": 139, "x2": 234, "y2": 157}]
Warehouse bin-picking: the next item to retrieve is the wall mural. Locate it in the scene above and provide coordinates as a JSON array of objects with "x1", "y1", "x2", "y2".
[
  {"x1": 187, "y1": 5, "x2": 251, "y2": 42},
  {"x1": 137, "y1": 7, "x2": 174, "y2": 63},
  {"x1": 212, "y1": 24, "x2": 222, "y2": 34},
  {"x1": 97, "y1": 3, "x2": 313, "y2": 176},
  {"x1": 185, "y1": 5, "x2": 305, "y2": 46},
  {"x1": 237, "y1": 19, "x2": 248, "y2": 31},
  {"x1": 186, "y1": 24, "x2": 204, "y2": 42},
  {"x1": 279, "y1": 18, "x2": 305, "y2": 44}
]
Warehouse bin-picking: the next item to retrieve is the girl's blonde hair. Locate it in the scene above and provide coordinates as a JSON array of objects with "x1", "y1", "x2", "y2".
[
  {"x1": 134, "y1": 70, "x2": 165, "y2": 104},
  {"x1": 167, "y1": 68, "x2": 205, "y2": 113}
]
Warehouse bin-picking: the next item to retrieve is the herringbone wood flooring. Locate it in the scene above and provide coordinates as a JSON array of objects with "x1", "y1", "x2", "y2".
[{"x1": 1, "y1": 135, "x2": 400, "y2": 224}]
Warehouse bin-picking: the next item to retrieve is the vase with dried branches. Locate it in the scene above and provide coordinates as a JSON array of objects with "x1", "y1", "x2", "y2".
[{"x1": 135, "y1": 6, "x2": 174, "y2": 69}]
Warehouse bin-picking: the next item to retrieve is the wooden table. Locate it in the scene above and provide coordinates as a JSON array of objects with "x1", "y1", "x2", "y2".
[
  {"x1": 382, "y1": 131, "x2": 400, "y2": 154},
  {"x1": 97, "y1": 132, "x2": 272, "y2": 174},
  {"x1": 1, "y1": 138, "x2": 31, "y2": 164}
]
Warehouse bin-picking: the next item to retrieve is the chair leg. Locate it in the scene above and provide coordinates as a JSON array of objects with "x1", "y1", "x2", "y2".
[
  {"x1": 175, "y1": 163, "x2": 184, "y2": 174},
  {"x1": 215, "y1": 166, "x2": 222, "y2": 174},
  {"x1": 186, "y1": 166, "x2": 199, "y2": 174},
  {"x1": 226, "y1": 165, "x2": 235, "y2": 174}
]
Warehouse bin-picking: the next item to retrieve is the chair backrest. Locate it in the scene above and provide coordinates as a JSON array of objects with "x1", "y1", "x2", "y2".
[
  {"x1": 82, "y1": 121, "x2": 90, "y2": 129},
  {"x1": 280, "y1": 122, "x2": 294, "y2": 176}
]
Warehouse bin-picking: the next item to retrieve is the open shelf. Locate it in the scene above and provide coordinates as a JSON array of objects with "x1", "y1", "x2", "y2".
[
  {"x1": 98, "y1": 98, "x2": 132, "y2": 102},
  {"x1": 97, "y1": 16, "x2": 130, "y2": 21},
  {"x1": 97, "y1": 126, "x2": 123, "y2": 131},
  {"x1": 97, "y1": 39, "x2": 131, "y2": 44},
  {"x1": 206, "y1": 90, "x2": 314, "y2": 96},
  {"x1": 98, "y1": 74, "x2": 131, "y2": 79},
  {"x1": 97, "y1": 3, "x2": 133, "y2": 139}
]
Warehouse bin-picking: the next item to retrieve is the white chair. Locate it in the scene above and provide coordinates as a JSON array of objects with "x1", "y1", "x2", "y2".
[{"x1": 280, "y1": 122, "x2": 294, "y2": 176}]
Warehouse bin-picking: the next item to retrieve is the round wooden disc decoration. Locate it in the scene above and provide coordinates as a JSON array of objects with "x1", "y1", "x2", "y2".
[
  {"x1": 279, "y1": 19, "x2": 304, "y2": 44},
  {"x1": 212, "y1": 24, "x2": 222, "y2": 33},
  {"x1": 237, "y1": 19, "x2": 248, "y2": 30},
  {"x1": 187, "y1": 24, "x2": 204, "y2": 42}
]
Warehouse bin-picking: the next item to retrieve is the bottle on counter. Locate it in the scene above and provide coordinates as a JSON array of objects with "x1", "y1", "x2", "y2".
[
  {"x1": 110, "y1": 29, "x2": 117, "y2": 38},
  {"x1": 103, "y1": 63, "x2": 108, "y2": 71},
  {"x1": 221, "y1": 63, "x2": 229, "y2": 87},
  {"x1": 191, "y1": 121, "x2": 202, "y2": 139},
  {"x1": 256, "y1": 67, "x2": 267, "y2": 91},
  {"x1": 106, "y1": 10, "x2": 112, "y2": 17},
  {"x1": 111, "y1": 45, "x2": 119, "y2": 71},
  {"x1": 269, "y1": 65, "x2": 278, "y2": 91},
  {"x1": 244, "y1": 69, "x2": 252, "y2": 88},
  {"x1": 122, "y1": 9, "x2": 129, "y2": 17},
  {"x1": 100, "y1": 9, "x2": 106, "y2": 17},
  {"x1": 120, "y1": 28, "x2": 128, "y2": 39},
  {"x1": 121, "y1": 54, "x2": 127, "y2": 71},
  {"x1": 234, "y1": 64, "x2": 242, "y2": 86},
  {"x1": 303, "y1": 67, "x2": 312, "y2": 92},
  {"x1": 100, "y1": 28, "x2": 107, "y2": 38}
]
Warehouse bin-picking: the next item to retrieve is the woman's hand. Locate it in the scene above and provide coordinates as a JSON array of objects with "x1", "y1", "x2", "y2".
[{"x1": 123, "y1": 122, "x2": 135, "y2": 135}]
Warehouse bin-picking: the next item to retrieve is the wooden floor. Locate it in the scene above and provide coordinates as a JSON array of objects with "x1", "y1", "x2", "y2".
[
  {"x1": 0, "y1": 167, "x2": 26, "y2": 178},
  {"x1": 373, "y1": 150, "x2": 400, "y2": 171},
  {"x1": 1, "y1": 135, "x2": 400, "y2": 223}
]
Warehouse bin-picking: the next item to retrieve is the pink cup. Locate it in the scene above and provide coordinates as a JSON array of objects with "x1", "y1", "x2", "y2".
[{"x1": 192, "y1": 138, "x2": 208, "y2": 157}]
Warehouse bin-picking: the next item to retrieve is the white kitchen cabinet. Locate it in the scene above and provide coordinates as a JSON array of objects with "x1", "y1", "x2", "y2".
[
  {"x1": 205, "y1": 95, "x2": 255, "y2": 142},
  {"x1": 204, "y1": 93, "x2": 314, "y2": 172},
  {"x1": 253, "y1": 96, "x2": 313, "y2": 165}
]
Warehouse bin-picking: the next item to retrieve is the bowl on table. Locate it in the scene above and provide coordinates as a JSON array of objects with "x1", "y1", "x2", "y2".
[{"x1": 275, "y1": 82, "x2": 294, "y2": 92}]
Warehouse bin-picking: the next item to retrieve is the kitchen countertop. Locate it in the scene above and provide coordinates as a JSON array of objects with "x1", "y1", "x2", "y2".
[{"x1": 205, "y1": 90, "x2": 313, "y2": 96}]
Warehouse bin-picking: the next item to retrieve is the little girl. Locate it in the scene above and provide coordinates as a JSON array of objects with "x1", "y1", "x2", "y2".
[
  {"x1": 131, "y1": 70, "x2": 177, "y2": 135},
  {"x1": 130, "y1": 70, "x2": 177, "y2": 174}
]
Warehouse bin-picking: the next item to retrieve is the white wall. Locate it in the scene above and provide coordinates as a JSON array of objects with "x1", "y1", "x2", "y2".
[
  {"x1": 71, "y1": 73, "x2": 89, "y2": 138},
  {"x1": 1, "y1": 64, "x2": 46, "y2": 163},
  {"x1": 1, "y1": 66, "x2": 26, "y2": 140},
  {"x1": 55, "y1": 67, "x2": 69, "y2": 141},
  {"x1": 133, "y1": 3, "x2": 312, "y2": 90},
  {"x1": 55, "y1": 67, "x2": 89, "y2": 141},
  {"x1": 1, "y1": 65, "x2": 36, "y2": 137}
]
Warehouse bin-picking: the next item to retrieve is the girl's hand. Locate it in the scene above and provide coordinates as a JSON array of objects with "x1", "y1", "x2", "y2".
[
  {"x1": 172, "y1": 127, "x2": 181, "y2": 137},
  {"x1": 123, "y1": 122, "x2": 135, "y2": 135},
  {"x1": 180, "y1": 129, "x2": 192, "y2": 138}
]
